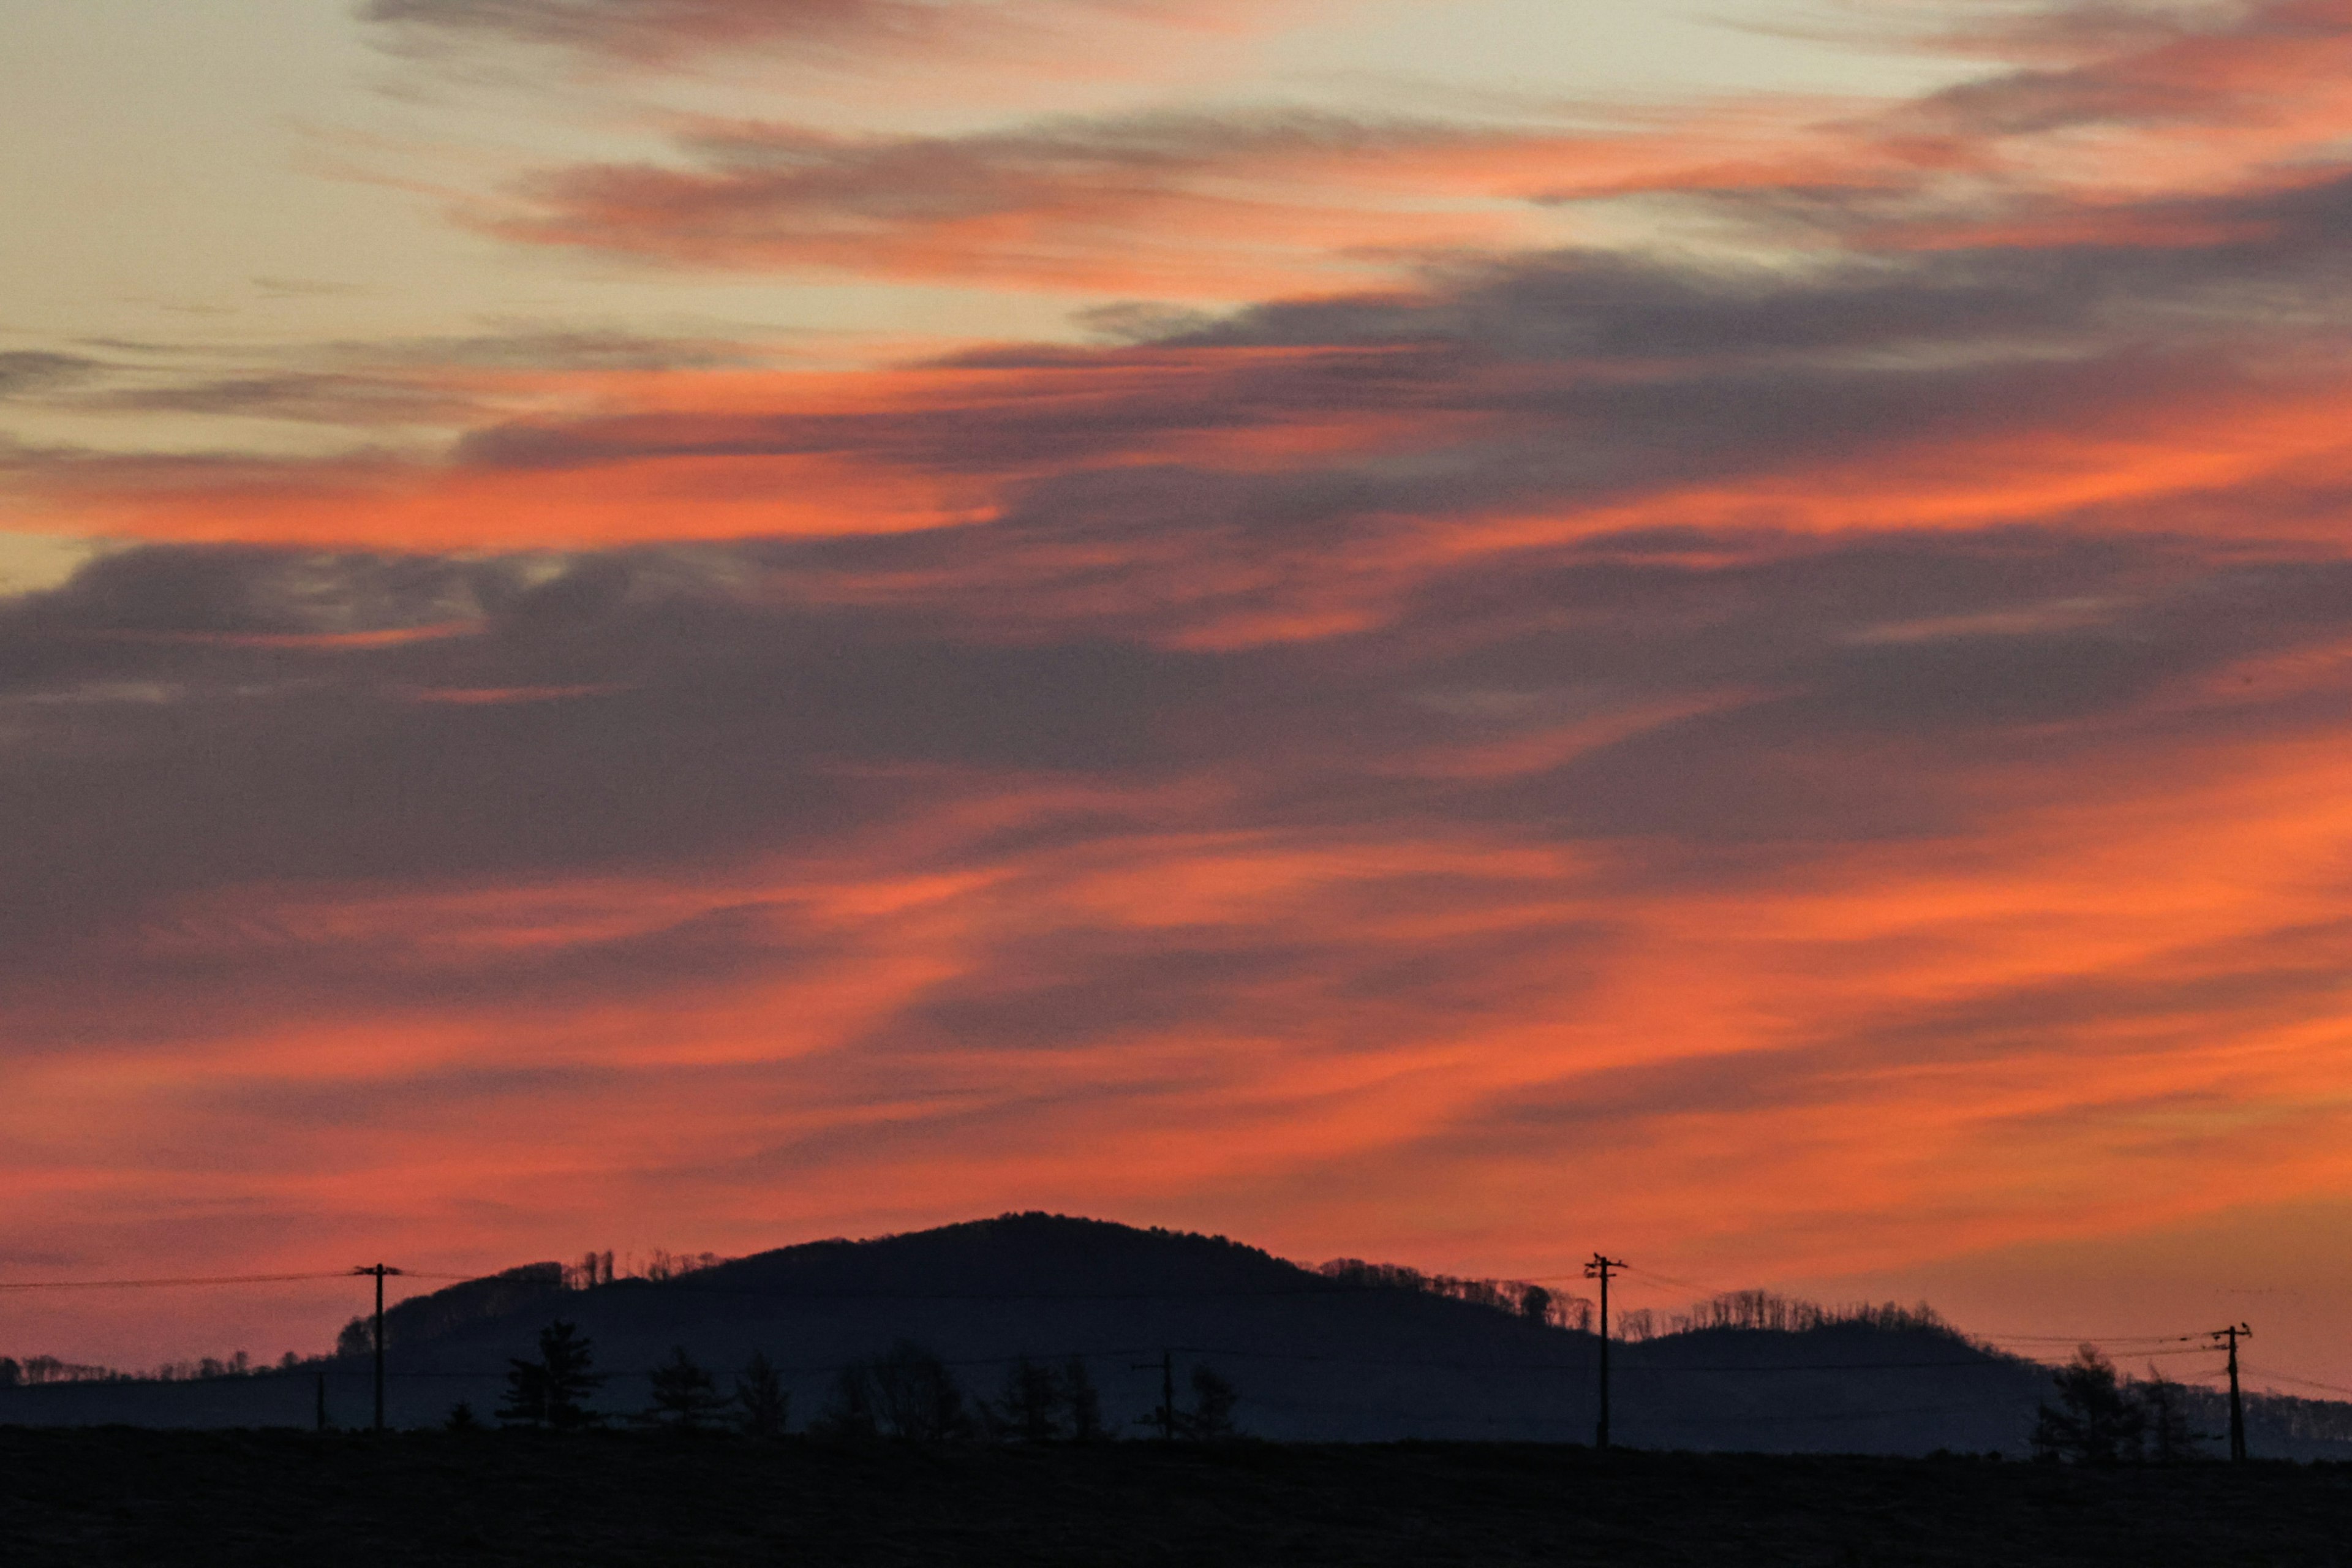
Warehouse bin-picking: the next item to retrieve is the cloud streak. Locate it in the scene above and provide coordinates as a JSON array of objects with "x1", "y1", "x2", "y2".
[{"x1": 361, "y1": 0, "x2": 1284, "y2": 69}]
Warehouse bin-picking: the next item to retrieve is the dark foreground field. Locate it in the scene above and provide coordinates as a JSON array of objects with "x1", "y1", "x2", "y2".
[{"x1": 5, "y1": 1430, "x2": 2351, "y2": 1567}]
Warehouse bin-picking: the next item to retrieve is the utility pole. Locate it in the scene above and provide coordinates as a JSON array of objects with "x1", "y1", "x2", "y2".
[
  {"x1": 1133, "y1": 1351, "x2": 1175, "y2": 1441},
  {"x1": 1585, "y1": 1254, "x2": 1627, "y2": 1451},
  {"x1": 2212, "y1": 1323, "x2": 2252, "y2": 1462},
  {"x1": 351, "y1": 1265, "x2": 403, "y2": 1433}
]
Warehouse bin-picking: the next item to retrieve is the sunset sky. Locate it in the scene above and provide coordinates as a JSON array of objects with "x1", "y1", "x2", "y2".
[{"x1": 7, "y1": 0, "x2": 2352, "y2": 1400}]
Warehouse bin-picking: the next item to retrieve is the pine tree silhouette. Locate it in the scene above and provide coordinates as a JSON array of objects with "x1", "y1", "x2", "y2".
[
  {"x1": 2032, "y1": 1346, "x2": 2144, "y2": 1464},
  {"x1": 500, "y1": 1320, "x2": 606, "y2": 1430},
  {"x1": 642, "y1": 1346, "x2": 730, "y2": 1430}
]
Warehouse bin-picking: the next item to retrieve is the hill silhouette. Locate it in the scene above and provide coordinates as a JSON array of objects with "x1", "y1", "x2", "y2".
[{"x1": 6, "y1": 1214, "x2": 2347, "y2": 1457}]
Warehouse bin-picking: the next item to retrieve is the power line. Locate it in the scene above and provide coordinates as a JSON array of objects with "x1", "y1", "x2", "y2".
[
  {"x1": 1974, "y1": 1331, "x2": 2203, "y2": 1344},
  {"x1": 0, "y1": 1272, "x2": 357, "y2": 1291},
  {"x1": 2235, "y1": 1365, "x2": 2352, "y2": 1400}
]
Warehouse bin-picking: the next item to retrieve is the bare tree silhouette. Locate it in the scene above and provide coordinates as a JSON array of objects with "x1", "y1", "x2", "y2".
[
  {"x1": 813, "y1": 1362, "x2": 878, "y2": 1439},
  {"x1": 734, "y1": 1352, "x2": 791, "y2": 1438},
  {"x1": 870, "y1": 1341, "x2": 973, "y2": 1440},
  {"x1": 989, "y1": 1356, "x2": 1065, "y2": 1441},
  {"x1": 820, "y1": 1341, "x2": 971, "y2": 1440},
  {"x1": 1180, "y1": 1365, "x2": 1238, "y2": 1441},
  {"x1": 2139, "y1": 1367, "x2": 2204, "y2": 1464}
]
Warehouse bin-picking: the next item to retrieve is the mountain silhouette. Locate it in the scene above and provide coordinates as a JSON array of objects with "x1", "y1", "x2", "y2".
[{"x1": 6, "y1": 1214, "x2": 2348, "y2": 1456}]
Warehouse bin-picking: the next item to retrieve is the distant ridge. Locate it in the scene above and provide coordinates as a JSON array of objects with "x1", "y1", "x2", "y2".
[{"x1": 7, "y1": 1214, "x2": 2351, "y2": 1458}]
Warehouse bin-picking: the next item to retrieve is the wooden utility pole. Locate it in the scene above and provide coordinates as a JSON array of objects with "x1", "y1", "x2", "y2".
[
  {"x1": 1133, "y1": 1351, "x2": 1175, "y2": 1441},
  {"x1": 2212, "y1": 1323, "x2": 2252, "y2": 1461},
  {"x1": 1585, "y1": 1254, "x2": 1627, "y2": 1450},
  {"x1": 351, "y1": 1265, "x2": 402, "y2": 1433}
]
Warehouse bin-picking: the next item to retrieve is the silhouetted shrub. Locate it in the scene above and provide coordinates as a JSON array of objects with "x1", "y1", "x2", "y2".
[{"x1": 445, "y1": 1401, "x2": 482, "y2": 1432}]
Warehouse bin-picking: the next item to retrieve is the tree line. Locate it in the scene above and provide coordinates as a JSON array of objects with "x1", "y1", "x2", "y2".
[
  {"x1": 0, "y1": 1350, "x2": 313, "y2": 1387},
  {"x1": 1316, "y1": 1259, "x2": 1592, "y2": 1330},
  {"x1": 473, "y1": 1320, "x2": 1238, "y2": 1442}
]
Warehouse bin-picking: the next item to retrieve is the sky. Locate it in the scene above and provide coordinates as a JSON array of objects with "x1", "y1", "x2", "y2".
[{"x1": 6, "y1": 0, "x2": 2352, "y2": 1404}]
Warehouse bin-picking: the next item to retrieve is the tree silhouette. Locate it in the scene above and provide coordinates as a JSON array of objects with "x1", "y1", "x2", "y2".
[
  {"x1": 813, "y1": 1362, "x2": 878, "y2": 1439},
  {"x1": 735, "y1": 1352, "x2": 791, "y2": 1438},
  {"x1": 1180, "y1": 1365, "x2": 1238, "y2": 1441},
  {"x1": 500, "y1": 1319, "x2": 606, "y2": 1430},
  {"x1": 2032, "y1": 1346, "x2": 2144, "y2": 1464},
  {"x1": 2139, "y1": 1367, "x2": 2203, "y2": 1464},
  {"x1": 445, "y1": 1401, "x2": 482, "y2": 1432},
  {"x1": 819, "y1": 1341, "x2": 971, "y2": 1440},
  {"x1": 499, "y1": 1362, "x2": 550, "y2": 1427},
  {"x1": 642, "y1": 1345, "x2": 730, "y2": 1430},
  {"x1": 870, "y1": 1341, "x2": 973, "y2": 1440},
  {"x1": 989, "y1": 1356, "x2": 1065, "y2": 1442},
  {"x1": 1064, "y1": 1356, "x2": 1106, "y2": 1442}
]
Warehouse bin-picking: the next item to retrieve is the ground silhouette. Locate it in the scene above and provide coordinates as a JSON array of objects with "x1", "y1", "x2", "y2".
[
  {"x1": 6, "y1": 1215, "x2": 2350, "y2": 1458},
  {"x1": 4, "y1": 1428, "x2": 2351, "y2": 1566}
]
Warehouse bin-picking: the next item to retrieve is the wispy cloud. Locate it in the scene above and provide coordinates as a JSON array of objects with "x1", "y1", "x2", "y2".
[{"x1": 361, "y1": 0, "x2": 1286, "y2": 69}]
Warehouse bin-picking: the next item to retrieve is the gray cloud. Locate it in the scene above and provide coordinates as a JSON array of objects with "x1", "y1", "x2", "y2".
[
  {"x1": 7, "y1": 516, "x2": 2350, "y2": 1053},
  {"x1": 360, "y1": 0, "x2": 1179, "y2": 65},
  {"x1": 0, "y1": 352, "x2": 104, "y2": 398}
]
